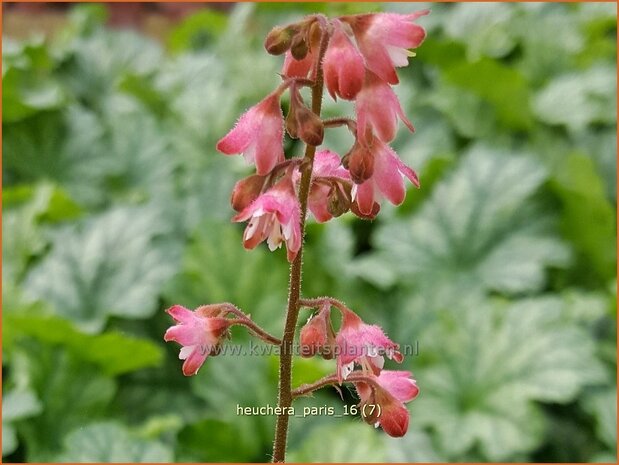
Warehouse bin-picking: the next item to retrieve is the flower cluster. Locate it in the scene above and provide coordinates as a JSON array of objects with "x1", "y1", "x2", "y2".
[
  {"x1": 215, "y1": 11, "x2": 427, "y2": 261},
  {"x1": 299, "y1": 300, "x2": 418, "y2": 437},
  {"x1": 165, "y1": 10, "x2": 427, "y2": 448}
]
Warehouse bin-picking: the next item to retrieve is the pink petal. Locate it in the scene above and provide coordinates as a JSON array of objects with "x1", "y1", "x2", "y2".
[
  {"x1": 164, "y1": 324, "x2": 201, "y2": 346},
  {"x1": 355, "y1": 181, "x2": 376, "y2": 216},
  {"x1": 182, "y1": 346, "x2": 208, "y2": 376},
  {"x1": 378, "y1": 371, "x2": 419, "y2": 402},
  {"x1": 373, "y1": 142, "x2": 406, "y2": 206},
  {"x1": 166, "y1": 305, "x2": 195, "y2": 324}
]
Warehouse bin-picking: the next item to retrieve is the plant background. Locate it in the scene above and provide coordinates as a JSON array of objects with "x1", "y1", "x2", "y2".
[{"x1": 2, "y1": 2, "x2": 617, "y2": 462}]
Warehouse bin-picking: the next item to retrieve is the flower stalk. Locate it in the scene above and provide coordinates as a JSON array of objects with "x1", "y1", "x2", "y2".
[{"x1": 272, "y1": 28, "x2": 330, "y2": 463}]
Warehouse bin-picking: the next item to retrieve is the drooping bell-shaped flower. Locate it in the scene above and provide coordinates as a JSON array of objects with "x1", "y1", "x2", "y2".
[
  {"x1": 335, "y1": 306, "x2": 402, "y2": 382},
  {"x1": 216, "y1": 90, "x2": 285, "y2": 175},
  {"x1": 355, "y1": 370, "x2": 419, "y2": 437},
  {"x1": 308, "y1": 150, "x2": 352, "y2": 222},
  {"x1": 233, "y1": 174, "x2": 302, "y2": 262},
  {"x1": 323, "y1": 20, "x2": 366, "y2": 100},
  {"x1": 356, "y1": 71, "x2": 414, "y2": 143},
  {"x1": 343, "y1": 11, "x2": 429, "y2": 85},
  {"x1": 353, "y1": 137, "x2": 419, "y2": 217},
  {"x1": 164, "y1": 305, "x2": 231, "y2": 376}
]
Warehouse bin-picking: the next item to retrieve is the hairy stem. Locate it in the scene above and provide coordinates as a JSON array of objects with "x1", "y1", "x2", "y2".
[
  {"x1": 291, "y1": 372, "x2": 380, "y2": 398},
  {"x1": 272, "y1": 32, "x2": 330, "y2": 463}
]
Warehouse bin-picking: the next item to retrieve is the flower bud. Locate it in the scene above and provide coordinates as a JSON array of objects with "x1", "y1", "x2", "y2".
[
  {"x1": 290, "y1": 33, "x2": 309, "y2": 61},
  {"x1": 230, "y1": 174, "x2": 268, "y2": 212},
  {"x1": 300, "y1": 314, "x2": 327, "y2": 357},
  {"x1": 295, "y1": 105, "x2": 324, "y2": 146},
  {"x1": 347, "y1": 141, "x2": 374, "y2": 184},
  {"x1": 264, "y1": 25, "x2": 298, "y2": 55}
]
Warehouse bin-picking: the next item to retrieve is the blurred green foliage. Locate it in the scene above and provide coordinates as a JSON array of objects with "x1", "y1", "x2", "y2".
[{"x1": 2, "y1": 2, "x2": 617, "y2": 463}]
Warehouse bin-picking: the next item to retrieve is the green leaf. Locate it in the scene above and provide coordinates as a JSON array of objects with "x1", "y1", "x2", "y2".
[
  {"x1": 359, "y1": 146, "x2": 570, "y2": 293},
  {"x1": 550, "y1": 153, "x2": 616, "y2": 281},
  {"x1": 24, "y1": 206, "x2": 181, "y2": 333},
  {"x1": 414, "y1": 297, "x2": 607, "y2": 460},
  {"x1": 443, "y1": 3, "x2": 516, "y2": 59},
  {"x1": 2, "y1": 389, "x2": 42, "y2": 456},
  {"x1": 3, "y1": 105, "x2": 114, "y2": 206},
  {"x1": 56, "y1": 422, "x2": 173, "y2": 462},
  {"x1": 100, "y1": 95, "x2": 176, "y2": 204},
  {"x1": 59, "y1": 29, "x2": 162, "y2": 105},
  {"x1": 167, "y1": 9, "x2": 229, "y2": 53},
  {"x1": 287, "y1": 422, "x2": 386, "y2": 462},
  {"x1": 2, "y1": 38, "x2": 65, "y2": 123},
  {"x1": 583, "y1": 387, "x2": 617, "y2": 450},
  {"x1": 190, "y1": 352, "x2": 278, "y2": 462},
  {"x1": 176, "y1": 419, "x2": 255, "y2": 462},
  {"x1": 443, "y1": 59, "x2": 533, "y2": 130},
  {"x1": 385, "y1": 427, "x2": 447, "y2": 462},
  {"x1": 10, "y1": 346, "x2": 116, "y2": 461},
  {"x1": 4, "y1": 313, "x2": 162, "y2": 375},
  {"x1": 533, "y1": 65, "x2": 616, "y2": 131},
  {"x1": 164, "y1": 221, "x2": 288, "y2": 335}
]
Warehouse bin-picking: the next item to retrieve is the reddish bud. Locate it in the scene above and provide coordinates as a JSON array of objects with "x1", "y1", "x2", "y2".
[
  {"x1": 230, "y1": 174, "x2": 268, "y2": 212},
  {"x1": 300, "y1": 307, "x2": 336, "y2": 358},
  {"x1": 295, "y1": 105, "x2": 324, "y2": 146},
  {"x1": 347, "y1": 141, "x2": 374, "y2": 184}
]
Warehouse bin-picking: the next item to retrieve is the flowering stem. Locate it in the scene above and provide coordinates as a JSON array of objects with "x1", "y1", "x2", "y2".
[
  {"x1": 291, "y1": 372, "x2": 380, "y2": 398},
  {"x1": 272, "y1": 32, "x2": 330, "y2": 463}
]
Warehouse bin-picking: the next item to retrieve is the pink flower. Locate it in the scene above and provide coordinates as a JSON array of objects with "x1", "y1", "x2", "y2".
[
  {"x1": 323, "y1": 21, "x2": 366, "y2": 100},
  {"x1": 353, "y1": 137, "x2": 419, "y2": 216},
  {"x1": 356, "y1": 71, "x2": 414, "y2": 143},
  {"x1": 216, "y1": 91, "x2": 285, "y2": 175},
  {"x1": 336, "y1": 307, "x2": 402, "y2": 382},
  {"x1": 355, "y1": 370, "x2": 419, "y2": 437},
  {"x1": 308, "y1": 150, "x2": 351, "y2": 222},
  {"x1": 164, "y1": 305, "x2": 231, "y2": 376},
  {"x1": 232, "y1": 174, "x2": 302, "y2": 262},
  {"x1": 282, "y1": 49, "x2": 314, "y2": 79},
  {"x1": 344, "y1": 11, "x2": 429, "y2": 85}
]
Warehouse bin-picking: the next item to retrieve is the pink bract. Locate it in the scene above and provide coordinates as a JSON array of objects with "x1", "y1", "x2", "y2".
[{"x1": 216, "y1": 91, "x2": 285, "y2": 175}]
